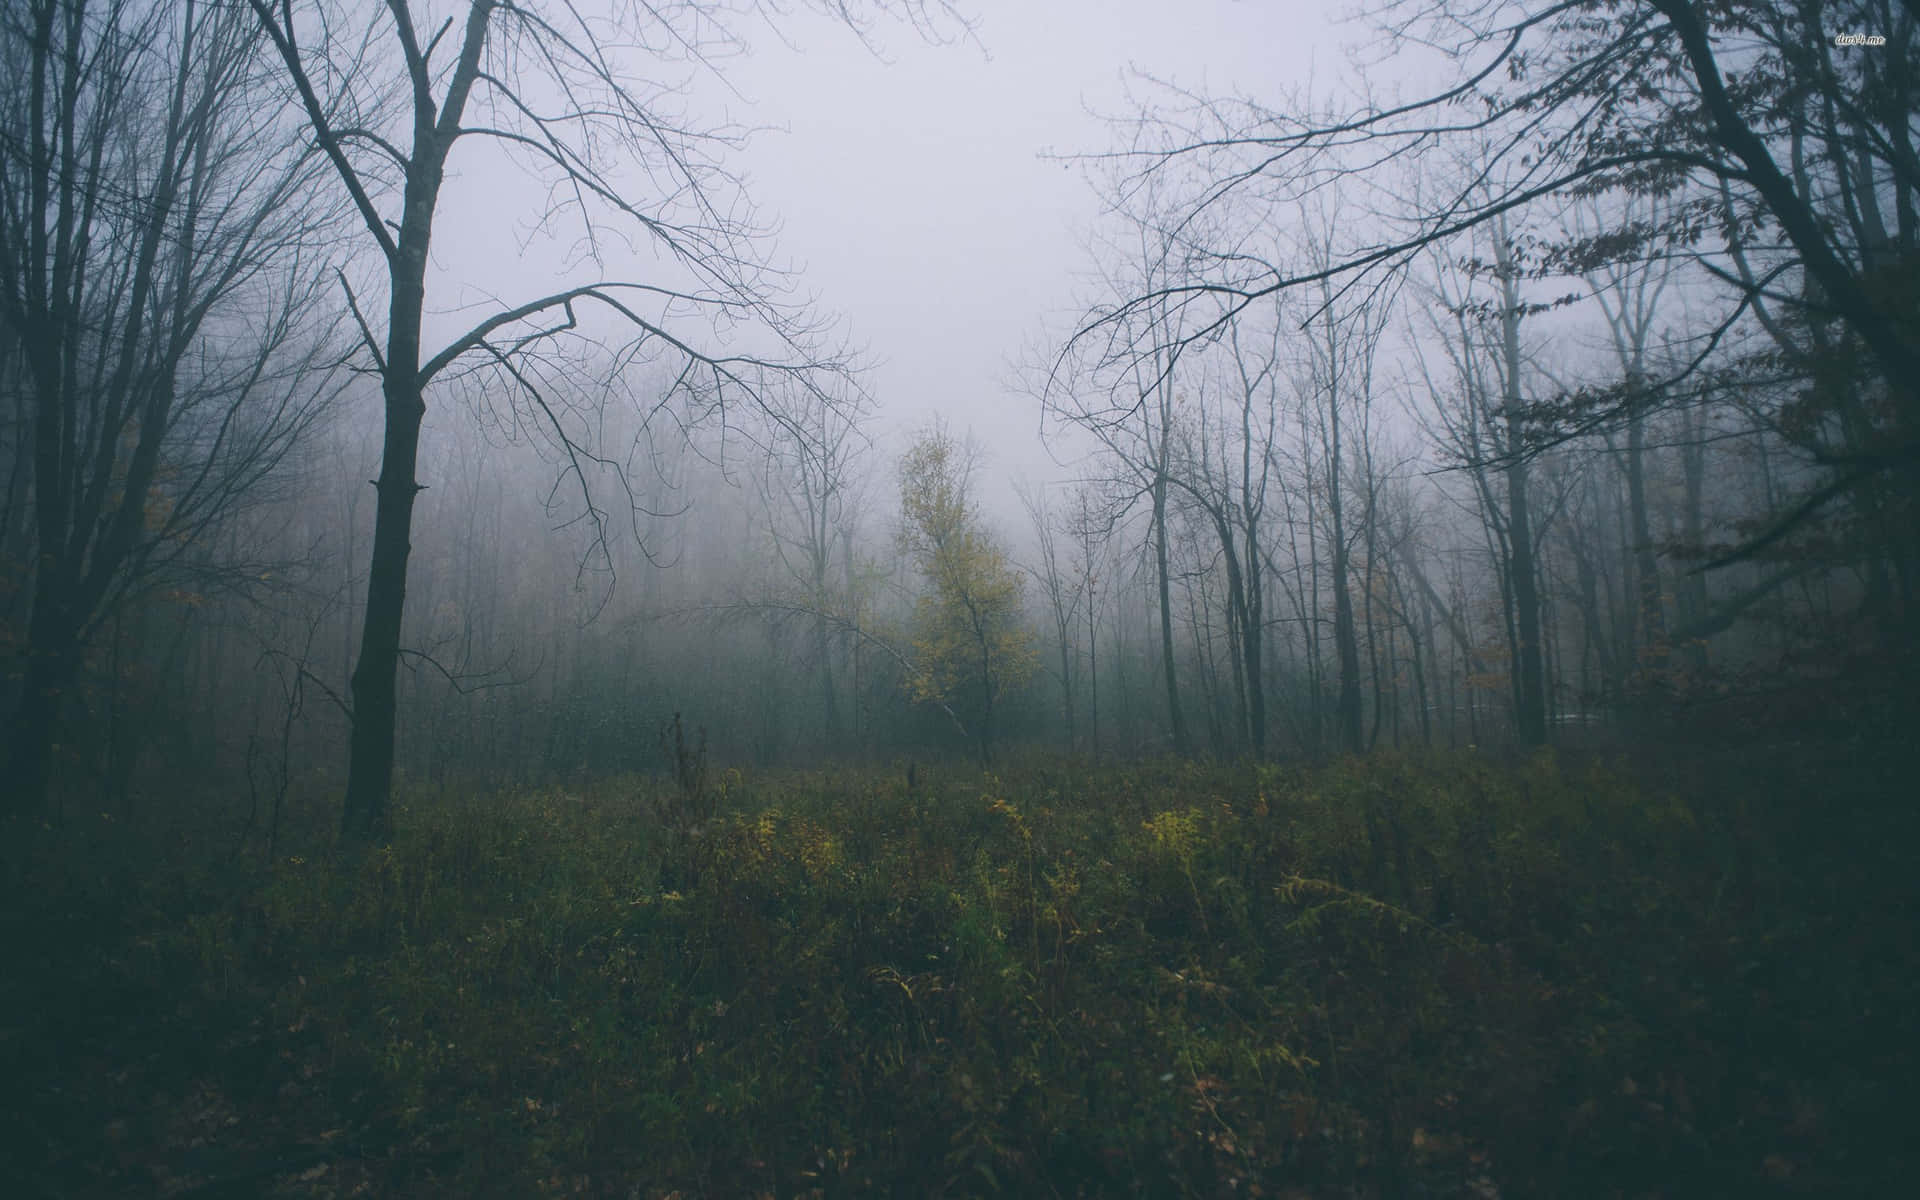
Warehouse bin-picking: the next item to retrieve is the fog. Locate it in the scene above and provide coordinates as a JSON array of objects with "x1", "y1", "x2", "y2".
[
  {"x1": 418, "y1": 1, "x2": 1344, "y2": 526},
  {"x1": 0, "y1": 0, "x2": 1905, "y2": 809}
]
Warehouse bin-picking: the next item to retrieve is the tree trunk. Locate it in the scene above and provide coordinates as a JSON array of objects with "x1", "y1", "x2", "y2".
[
  {"x1": 1302, "y1": 455, "x2": 1327, "y2": 754},
  {"x1": 1327, "y1": 413, "x2": 1364, "y2": 754},
  {"x1": 1678, "y1": 407, "x2": 1711, "y2": 671},
  {"x1": 1505, "y1": 443, "x2": 1548, "y2": 746},
  {"x1": 1411, "y1": 581, "x2": 1433, "y2": 746},
  {"x1": 1153, "y1": 473, "x2": 1191, "y2": 755},
  {"x1": 1057, "y1": 615, "x2": 1076, "y2": 753},
  {"x1": 1188, "y1": 570, "x2": 1227, "y2": 757},
  {"x1": 341, "y1": 376, "x2": 427, "y2": 842},
  {"x1": 817, "y1": 608, "x2": 840, "y2": 746},
  {"x1": 341, "y1": 155, "x2": 443, "y2": 842},
  {"x1": 1242, "y1": 538, "x2": 1266, "y2": 757},
  {"x1": 1331, "y1": 544, "x2": 1364, "y2": 752},
  {"x1": 1363, "y1": 501, "x2": 1386, "y2": 753},
  {"x1": 1086, "y1": 550, "x2": 1100, "y2": 762},
  {"x1": 1497, "y1": 235, "x2": 1549, "y2": 747},
  {"x1": 1239, "y1": 408, "x2": 1267, "y2": 757},
  {"x1": 1625, "y1": 402, "x2": 1669, "y2": 681}
]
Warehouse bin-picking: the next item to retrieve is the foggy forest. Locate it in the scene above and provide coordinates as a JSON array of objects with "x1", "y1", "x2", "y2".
[{"x1": 3, "y1": 0, "x2": 1915, "y2": 1195}]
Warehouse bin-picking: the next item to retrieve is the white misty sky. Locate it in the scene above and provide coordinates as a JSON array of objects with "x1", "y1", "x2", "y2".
[
  {"x1": 425, "y1": 0, "x2": 1352, "y2": 529},
  {"x1": 726, "y1": 0, "x2": 1343, "y2": 500}
]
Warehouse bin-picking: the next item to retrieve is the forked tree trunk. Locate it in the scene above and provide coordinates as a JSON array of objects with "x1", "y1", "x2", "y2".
[
  {"x1": 341, "y1": 159, "x2": 448, "y2": 842},
  {"x1": 1496, "y1": 231, "x2": 1549, "y2": 748}
]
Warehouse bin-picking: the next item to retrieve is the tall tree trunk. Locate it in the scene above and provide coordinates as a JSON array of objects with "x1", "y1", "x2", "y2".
[
  {"x1": 1327, "y1": 406, "x2": 1364, "y2": 753},
  {"x1": 1505, "y1": 431, "x2": 1548, "y2": 747},
  {"x1": 1057, "y1": 616, "x2": 1076, "y2": 753},
  {"x1": 1410, "y1": 581, "x2": 1433, "y2": 746},
  {"x1": 1497, "y1": 233, "x2": 1549, "y2": 747},
  {"x1": 1624, "y1": 405, "x2": 1669, "y2": 680},
  {"x1": 1242, "y1": 565, "x2": 1266, "y2": 756},
  {"x1": 1302, "y1": 443, "x2": 1327, "y2": 754},
  {"x1": 816, "y1": 609, "x2": 840, "y2": 746},
  {"x1": 341, "y1": 164, "x2": 440, "y2": 842},
  {"x1": 1153, "y1": 472, "x2": 1191, "y2": 755},
  {"x1": 1239, "y1": 386, "x2": 1268, "y2": 757},
  {"x1": 1678, "y1": 407, "x2": 1711, "y2": 671},
  {"x1": 1363, "y1": 494, "x2": 1385, "y2": 753},
  {"x1": 1086, "y1": 542, "x2": 1100, "y2": 762},
  {"x1": 1331, "y1": 540, "x2": 1364, "y2": 752},
  {"x1": 340, "y1": 394, "x2": 425, "y2": 840},
  {"x1": 1224, "y1": 574, "x2": 1247, "y2": 750},
  {"x1": 247, "y1": 0, "x2": 497, "y2": 844},
  {"x1": 1571, "y1": 523, "x2": 1618, "y2": 695}
]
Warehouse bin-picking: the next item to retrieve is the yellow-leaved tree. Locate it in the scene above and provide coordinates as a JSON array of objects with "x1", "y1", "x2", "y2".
[{"x1": 898, "y1": 425, "x2": 1034, "y2": 764}]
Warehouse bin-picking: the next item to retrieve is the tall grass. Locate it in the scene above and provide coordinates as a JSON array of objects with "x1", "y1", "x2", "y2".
[{"x1": 3, "y1": 748, "x2": 1912, "y2": 1196}]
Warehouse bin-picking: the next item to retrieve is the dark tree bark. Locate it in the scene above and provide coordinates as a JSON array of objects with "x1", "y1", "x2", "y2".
[
  {"x1": 1310, "y1": 287, "x2": 1366, "y2": 756},
  {"x1": 2, "y1": 0, "x2": 337, "y2": 815},
  {"x1": 1328, "y1": 451, "x2": 1365, "y2": 754},
  {"x1": 251, "y1": 0, "x2": 956, "y2": 841},
  {"x1": 1496, "y1": 230, "x2": 1549, "y2": 747},
  {"x1": 1152, "y1": 468, "x2": 1192, "y2": 755},
  {"x1": 1071, "y1": 0, "x2": 1920, "y2": 586}
]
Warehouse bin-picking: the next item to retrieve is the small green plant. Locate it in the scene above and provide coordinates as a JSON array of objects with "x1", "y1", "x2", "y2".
[
  {"x1": 657, "y1": 711, "x2": 710, "y2": 830},
  {"x1": 1143, "y1": 807, "x2": 1210, "y2": 936}
]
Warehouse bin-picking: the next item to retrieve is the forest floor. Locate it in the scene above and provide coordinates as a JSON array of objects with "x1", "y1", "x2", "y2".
[{"x1": 2, "y1": 744, "x2": 1914, "y2": 1197}]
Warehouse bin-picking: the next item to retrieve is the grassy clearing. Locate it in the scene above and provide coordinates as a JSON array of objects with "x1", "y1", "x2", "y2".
[{"x1": 3, "y1": 748, "x2": 1912, "y2": 1197}]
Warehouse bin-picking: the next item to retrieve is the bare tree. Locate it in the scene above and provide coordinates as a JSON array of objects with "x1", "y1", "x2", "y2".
[
  {"x1": 756, "y1": 383, "x2": 872, "y2": 749},
  {"x1": 1160, "y1": 311, "x2": 1282, "y2": 756},
  {"x1": 1, "y1": 0, "x2": 343, "y2": 814},
  {"x1": 1042, "y1": 159, "x2": 1213, "y2": 755},
  {"x1": 246, "y1": 0, "x2": 966, "y2": 842},
  {"x1": 1287, "y1": 207, "x2": 1402, "y2": 754},
  {"x1": 1575, "y1": 194, "x2": 1679, "y2": 687},
  {"x1": 1016, "y1": 480, "x2": 1085, "y2": 752},
  {"x1": 1069, "y1": 0, "x2": 1919, "y2": 571},
  {"x1": 1489, "y1": 219, "x2": 1551, "y2": 746},
  {"x1": 1415, "y1": 216, "x2": 1554, "y2": 746},
  {"x1": 1066, "y1": 483, "x2": 1115, "y2": 760}
]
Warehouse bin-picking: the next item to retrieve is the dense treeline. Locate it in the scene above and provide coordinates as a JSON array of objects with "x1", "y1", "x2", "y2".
[
  {"x1": 6, "y1": 3, "x2": 1913, "y2": 823},
  {"x1": 3, "y1": 2, "x2": 1915, "y2": 1196}
]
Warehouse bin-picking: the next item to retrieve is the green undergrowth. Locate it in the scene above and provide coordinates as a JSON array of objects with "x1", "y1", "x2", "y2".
[{"x1": 3, "y1": 747, "x2": 1913, "y2": 1197}]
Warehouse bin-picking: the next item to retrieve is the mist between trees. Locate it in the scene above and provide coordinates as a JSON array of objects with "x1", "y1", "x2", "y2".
[
  {"x1": 2, "y1": 0, "x2": 1914, "y2": 830},
  {"x1": 4, "y1": 3, "x2": 1918, "y2": 1197}
]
